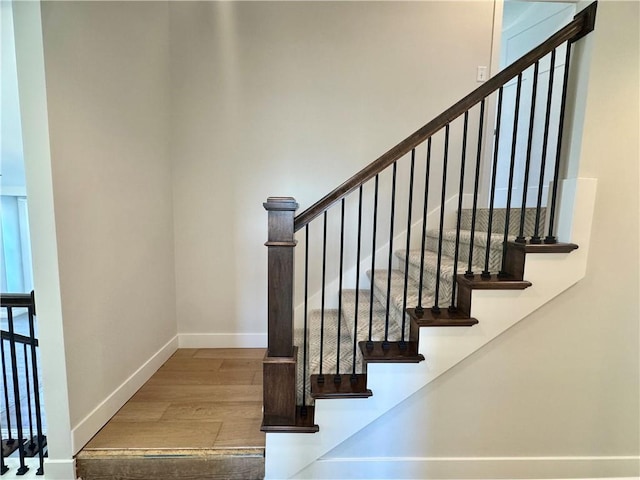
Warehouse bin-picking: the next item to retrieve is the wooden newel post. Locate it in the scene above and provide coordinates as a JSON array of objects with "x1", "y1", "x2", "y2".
[{"x1": 262, "y1": 197, "x2": 299, "y2": 430}]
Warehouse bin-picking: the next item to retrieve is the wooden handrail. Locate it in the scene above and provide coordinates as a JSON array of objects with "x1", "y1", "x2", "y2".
[
  {"x1": 1, "y1": 291, "x2": 35, "y2": 312},
  {"x1": 294, "y1": 2, "x2": 597, "y2": 232}
]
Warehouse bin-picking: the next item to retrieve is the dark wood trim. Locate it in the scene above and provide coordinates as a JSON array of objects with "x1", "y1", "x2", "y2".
[
  {"x1": 503, "y1": 246, "x2": 527, "y2": 281},
  {"x1": 1, "y1": 292, "x2": 35, "y2": 310},
  {"x1": 263, "y1": 198, "x2": 299, "y2": 432},
  {"x1": 293, "y1": 3, "x2": 596, "y2": 231},
  {"x1": 571, "y1": 1, "x2": 598, "y2": 43},
  {"x1": 457, "y1": 282, "x2": 472, "y2": 317},
  {"x1": 507, "y1": 241, "x2": 578, "y2": 253},
  {"x1": 264, "y1": 197, "x2": 298, "y2": 357},
  {"x1": 503, "y1": 241, "x2": 579, "y2": 280},
  {"x1": 310, "y1": 374, "x2": 372, "y2": 399},
  {"x1": 261, "y1": 406, "x2": 319, "y2": 434},
  {"x1": 359, "y1": 341, "x2": 425, "y2": 363},
  {"x1": 406, "y1": 308, "x2": 478, "y2": 328},
  {"x1": 457, "y1": 274, "x2": 532, "y2": 290},
  {"x1": 262, "y1": 349, "x2": 297, "y2": 429}
]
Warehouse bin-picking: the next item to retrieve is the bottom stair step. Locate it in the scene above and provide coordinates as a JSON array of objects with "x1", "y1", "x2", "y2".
[
  {"x1": 262, "y1": 406, "x2": 319, "y2": 434},
  {"x1": 310, "y1": 373, "x2": 372, "y2": 399},
  {"x1": 359, "y1": 341, "x2": 425, "y2": 363}
]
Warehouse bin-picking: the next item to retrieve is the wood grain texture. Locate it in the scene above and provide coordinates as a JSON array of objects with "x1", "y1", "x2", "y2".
[
  {"x1": 456, "y1": 274, "x2": 532, "y2": 290},
  {"x1": 406, "y1": 307, "x2": 478, "y2": 327},
  {"x1": 358, "y1": 341, "x2": 425, "y2": 363},
  {"x1": 77, "y1": 348, "x2": 266, "y2": 479},
  {"x1": 76, "y1": 455, "x2": 264, "y2": 480},
  {"x1": 310, "y1": 374, "x2": 372, "y2": 399},
  {"x1": 262, "y1": 351, "x2": 297, "y2": 427}
]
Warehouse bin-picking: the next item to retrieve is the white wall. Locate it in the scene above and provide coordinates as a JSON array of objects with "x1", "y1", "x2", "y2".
[
  {"x1": 169, "y1": 1, "x2": 496, "y2": 342},
  {"x1": 0, "y1": 1, "x2": 26, "y2": 191},
  {"x1": 314, "y1": 2, "x2": 639, "y2": 478},
  {"x1": 37, "y1": 1, "x2": 177, "y2": 451}
]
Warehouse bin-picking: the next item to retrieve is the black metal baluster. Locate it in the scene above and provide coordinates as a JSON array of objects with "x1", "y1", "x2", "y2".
[
  {"x1": 335, "y1": 199, "x2": 345, "y2": 383},
  {"x1": 415, "y1": 138, "x2": 432, "y2": 315},
  {"x1": 516, "y1": 61, "x2": 540, "y2": 243},
  {"x1": 318, "y1": 212, "x2": 328, "y2": 384},
  {"x1": 367, "y1": 175, "x2": 379, "y2": 351},
  {"x1": 401, "y1": 149, "x2": 416, "y2": 347},
  {"x1": 532, "y1": 49, "x2": 557, "y2": 244},
  {"x1": 7, "y1": 308, "x2": 28, "y2": 474},
  {"x1": 0, "y1": 330, "x2": 7, "y2": 474},
  {"x1": 352, "y1": 186, "x2": 363, "y2": 378},
  {"x1": 27, "y1": 294, "x2": 45, "y2": 474},
  {"x1": 432, "y1": 125, "x2": 450, "y2": 312},
  {"x1": 383, "y1": 162, "x2": 398, "y2": 350},
  {"x1": 466, "y1": 100, "x2": 485, "y2": 277},
  {"x1": 499, "y1": 73, "x2": 523, "y2": 276},
  {"x1": 301, "y1": 225, "x2": 309, "y2": 414},
  {"x1": 23, "y1": 344, "x2": 34, "y2": 452},
  {"x1": 451, "y1": 112, "x2": 469, "y2": 309},
  {"x1": 1, "y1": 336, "x2": 13, "y2": 447},
  {"x1": 545, "y1": 42, "x2": 573, "y2": 244},
  {"x1": 0, "y1": 412, "x2": 7, "y2": 474},
  {"x1": 482, "y1": 87, "x2": 504, "y2": 277}
]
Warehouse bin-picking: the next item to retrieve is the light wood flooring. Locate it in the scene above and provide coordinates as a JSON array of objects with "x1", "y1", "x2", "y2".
[{"x1": 76, "y1": 348, "x2": 265, "y2": 480}]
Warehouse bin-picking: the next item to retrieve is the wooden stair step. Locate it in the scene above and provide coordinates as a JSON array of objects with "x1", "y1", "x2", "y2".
[
  {"x1": 358, "y1": 341, "x2": 425, "y2": 363},
  {"x1": 503, "y1": 241, "x2": 579, "y2": 280},
  {"x1": 406, "y1": 307, "x2": 478, "y2": 327},
  {"x1": 506, "y1": 241, "x2": 578, "y2": 253},
  {"x1": 310, "y1": 374, "x2": 372, "y2": 399},
  {"x1": 456, "y1": 273, "x2": 532, "y2": 290},
  {"x1": 261, "y1": 406, "x2": 319, "y2": 433}
]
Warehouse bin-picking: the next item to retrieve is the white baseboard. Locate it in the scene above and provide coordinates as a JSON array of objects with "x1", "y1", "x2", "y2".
[
  {"x1": 1, "y1": 458, "x2": 76, "y2": 479},
  {"x1": 178, "y1": 333, "x2": 267, "y2": 348},
  {"x1": 296, "y1": 456, "x2": 640, "y2": 479},
  {"x1": 70, "y1": 336, "x2": 178, "y2": 455}
]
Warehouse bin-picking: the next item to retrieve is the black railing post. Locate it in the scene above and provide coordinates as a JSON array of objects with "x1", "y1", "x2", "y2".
[
  {"x1": 335, "y1": 199, "x2": 346, "y2": 384},
  {"x1": 415, "y1": 138, "x2": 432, "y2": 315},
  {"x1": 545, "y1": 42, "x2": 573, "y2": 244},
  {"x1": 383, "y1": 162, "x2": 398, "y2": 349},
  {"x1": 367, "y1": 175, "x2": 379, "y2": 350},
  {"x1": 432, "y1": 125, "x2": 451, "y2": 312},
  {"x1": 466, "y1": 100, "x2": 485, "y2": 277},
  {"x1": 262, "y1": 197, "x2": 299, "y2": 430},
  {"x1": 451, "y1": 112, "x2": 469, "y2": 309},
  {"x1": 352, "y1": 186, "x2": 363, "y2": 377},
  {"x1": 301, "y1": 225, "x2": 309, "y2": 413},
  {"x1": 517, "y1": 61, "x2": 540, "y2": 243},
  {"x1": 318, "y1": 211, "x2": 328, "y2": 382},
  {"x1": 7, "y1": 307, "x2": 29, "y2": 474},
  {"x1": 532, "y1": 49, "x2": 557, "y2": 244},
  {"x1": 499, "y1": 73, "x2": 523, "y2": 276},
  {"x1": 483, "y1": 87, "x2": 504, "y2": 277},
  {"x1": 401, "y1": 150, "x2": 416, "y2": 346}
]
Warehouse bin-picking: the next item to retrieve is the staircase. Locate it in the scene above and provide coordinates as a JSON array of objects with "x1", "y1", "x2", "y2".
[
  {"x1": 295, "y1": 207, "x2": 550, "y2": 402},
  {"x1": 262, "y1": 4, "x2": 598, "y2": 479}
]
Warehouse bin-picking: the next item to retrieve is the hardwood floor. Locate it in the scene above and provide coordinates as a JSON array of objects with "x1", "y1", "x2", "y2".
[{"x1": 76, "y1": 348, "x2": 265, "y2": 480}]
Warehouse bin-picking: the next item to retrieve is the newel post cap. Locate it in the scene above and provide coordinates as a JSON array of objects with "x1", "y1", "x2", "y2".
[{"x1": 264, "y1": 197, "x2": 299, "y2": 211}]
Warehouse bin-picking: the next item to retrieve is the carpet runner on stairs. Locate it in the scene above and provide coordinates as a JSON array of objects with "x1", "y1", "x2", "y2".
[{"x1": 295, "y1": 207, "x2": 546, "y2": 405}]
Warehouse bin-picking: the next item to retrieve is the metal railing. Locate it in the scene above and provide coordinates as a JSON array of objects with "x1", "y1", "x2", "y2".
[
  {"x1": 1, "y1": 292, "x2": 46, "y2": 476},
  {"x1": 262, "y1": 2, "x2": 597, "y2": 431}
]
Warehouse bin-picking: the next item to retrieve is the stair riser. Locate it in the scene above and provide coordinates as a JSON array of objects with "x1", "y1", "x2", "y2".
[
  {"x1": 460, "y1": 208, "x2": 546, "y2": 236},
  {"x1": 296, "y1": 312, "x2": 364, "y2": 404},
  {"x1": 424, "y1": 233, "x2": 504, "y2": 274},
  {"x1": 395, "y1": 252, "x2": 463, "y2": 307},
  {"x1": 367, "y1": 271, "x2": 437, "y2": 337}
]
